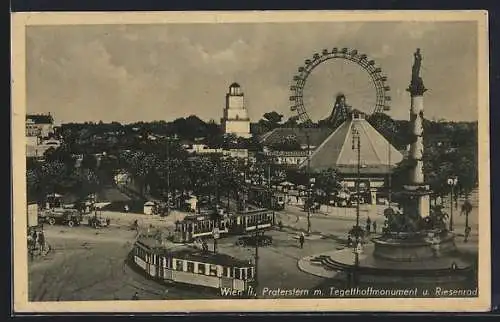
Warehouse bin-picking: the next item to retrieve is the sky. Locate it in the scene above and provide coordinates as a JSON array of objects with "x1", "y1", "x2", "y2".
[{"x1": 26, "y1": 21, "x2": 479, "y2": 124}]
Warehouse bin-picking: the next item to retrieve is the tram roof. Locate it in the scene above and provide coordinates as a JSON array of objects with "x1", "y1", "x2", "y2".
[
  {"x1": 135, "y1": 238, "x2": 253, "y2": 267},
  {"x1": 178, "y1": 209, "x2": 272, "y2": 222}
]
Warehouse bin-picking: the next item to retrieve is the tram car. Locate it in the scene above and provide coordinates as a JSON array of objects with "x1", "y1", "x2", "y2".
[
  {"x1": 173, "y1": 210, "x2": 275, "y2": 243},
  {"x1": 247, "y1": 186, "x2": 285, "y2": 210},
  {"x1": 173, "y1": 214, "x2": 231, "y2": 242},
  {"x1": 133, "y1": 237, "x2": 255, "y2": 293},
  {"x1": 229, "y1": 209, "x2": 275, "y2": 234}
]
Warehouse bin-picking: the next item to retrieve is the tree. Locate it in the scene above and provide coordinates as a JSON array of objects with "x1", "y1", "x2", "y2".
[
  {"x1": 461, "y1": 199, "x2": 473, "y2": 230},
  {"x1": 315, "y1": 168, "x2": 342, "y2": 206},
  {"x1": 263, "y1": 111, "x2": 283, "y2": 125},
  {"x1": 270, "y1": 136, "x2": 301, "y2": 151},
  {"x1": 367, "y1": 113, "x2": 408, "y2": 149},
  {"x1": 81, "y1": 154, "x2": 98, "y2": 170},
  {"x1": 282, "y1": 115, "x2": 300, "y2": 128}
]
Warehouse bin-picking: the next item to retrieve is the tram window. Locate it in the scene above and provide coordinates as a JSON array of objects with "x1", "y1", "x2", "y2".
[
  {"x1": 209, "y1": 265, "x2": 218, "y2": 276},
  {"x1": 235, "y1": 268, "x2": 242, "y2": 280},
  {"x1": 187, "y1": 261, "x2": 195, "y2": 273},
  {"x1": 198, "y1": 263, "x2": 206, "y2": 275},
  {"x1": 176, "y1": 260, "x2": 184, "y2": 271}
]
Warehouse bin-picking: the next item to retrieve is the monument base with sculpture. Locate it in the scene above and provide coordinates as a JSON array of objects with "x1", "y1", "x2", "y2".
[{"x1": 312, "y1": 204, "x2": 475, "y2": 287}]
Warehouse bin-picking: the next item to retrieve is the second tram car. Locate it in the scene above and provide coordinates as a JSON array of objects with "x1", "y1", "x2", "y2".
[
  {"x1": 133, "y1": 237, "x2": 255, "y2": 293},
  {"x1": 173, "y1": 210, "x2": 275, "y2": 243},
  {"x1": 247, "y1": 186, "x2": 285, "y2": 210}
]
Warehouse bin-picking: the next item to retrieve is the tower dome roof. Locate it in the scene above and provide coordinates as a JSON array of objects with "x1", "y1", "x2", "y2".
[{"x1": 229, "y1": 82, "x2": 241, "y2": 88}]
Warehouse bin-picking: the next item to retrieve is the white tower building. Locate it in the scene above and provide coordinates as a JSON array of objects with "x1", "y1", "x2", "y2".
[{"x1": 221, "y1": 83, "x2": 251, "y2": 138}]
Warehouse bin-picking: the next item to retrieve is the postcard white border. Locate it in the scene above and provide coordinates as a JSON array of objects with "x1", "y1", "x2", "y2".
[{"x1": 11, "y1": 10, "x2": 490, "y2": 313}]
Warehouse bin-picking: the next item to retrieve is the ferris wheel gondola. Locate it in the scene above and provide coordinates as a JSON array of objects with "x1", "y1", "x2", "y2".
[{"x1": 289, "y1": 47, "x2": 391, "y2": 127}]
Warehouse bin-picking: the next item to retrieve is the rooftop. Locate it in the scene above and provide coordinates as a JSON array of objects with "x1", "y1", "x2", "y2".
[
  {"x1": 26, "y1": 114, "x2": 54, "y2": 125},
  {"x1": 300, "y1": 116, "x2": 404, "y2": 173},
  {"x1": 259, "y1": 127, "x2": 333, "y2": 148}
]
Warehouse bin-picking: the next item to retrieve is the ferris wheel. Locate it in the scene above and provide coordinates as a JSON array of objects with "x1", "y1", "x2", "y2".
[{"x1": 289, "y1": 47, "x2": 391, "y2": 127}]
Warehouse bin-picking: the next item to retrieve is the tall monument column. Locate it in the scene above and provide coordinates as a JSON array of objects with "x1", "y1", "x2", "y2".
[
  {"x1": 407, "y1": 48, "x2": 426, "y2": 184},
  {"x1": 403, "y1": 48, "x2": 431, "y2": 219}
]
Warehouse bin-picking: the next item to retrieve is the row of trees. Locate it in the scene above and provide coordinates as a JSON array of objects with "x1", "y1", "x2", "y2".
[
  {"x1": 27, "y1": 152, "x2": 99, "y2": 203},
  {"x1": 27, "y1": 109, "x2": 478, "y2": 207}
]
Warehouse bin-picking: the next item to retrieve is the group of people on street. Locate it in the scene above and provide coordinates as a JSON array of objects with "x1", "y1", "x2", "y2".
[{"x1": 27, "y1": 228, "x2": 47, "y2": 259}]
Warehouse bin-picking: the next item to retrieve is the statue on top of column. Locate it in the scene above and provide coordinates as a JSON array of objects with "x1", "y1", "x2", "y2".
[{"x1": 407, "y1": 48, "x2": 427, "y2": 96}]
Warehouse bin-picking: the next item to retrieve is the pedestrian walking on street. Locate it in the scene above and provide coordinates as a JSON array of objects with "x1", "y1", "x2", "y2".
[
  {"x1": 132, "y1": 292, "x2": 139, "y2": 300},
  {"x1": 464, "y1": 226, "x2": 471, "y2": 243},
  {"x1": 372, "y1": 221, "x2": 377, "y2": 234},
  {"x1": 28, "y1": 234, "x2": 35, "y2": 260},
  {"x1": 278, "y1": 220, "x2": 283, "y2": 231},
  {"x1": 366, "y1": 217, "x2": 372, "y2": 234},
  {"x1": 299, "y1": 232, "x2": 305, "y2": 249},
  {"x1": 31, "y1": 230, "x2": 37, "y2": 246},
  {"x1": 38, "y1": 231, "x2": 45, "y2": 253},
  {"x1": 347, "y1": 234, "x2": 353, "y2": 247}
]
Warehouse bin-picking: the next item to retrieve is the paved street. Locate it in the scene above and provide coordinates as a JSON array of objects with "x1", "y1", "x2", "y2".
[
  {"x1": 28, "y1": 224, "x2": 220, "y2": 301},
  {"x1": 28, "y1": 211, "x2": 339, "y2": 301}
]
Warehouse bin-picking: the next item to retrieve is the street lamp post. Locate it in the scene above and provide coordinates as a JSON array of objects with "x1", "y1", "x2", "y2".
[
  {"x1": 267, "y1": 159, "x2": 272, "y2": 210},
  {"x1": 388, "y1": 139, "x2": 392, "y2": 207},
  {"x1": 306, "y1": 133, "x2": 312, "y2": 235},
  {"x1": 351, "y1": 126, "x2": 361, "y2": 287},
  {"x1": 212, "y1": 227, "x2": 220, "y2": 253},
  {"x1": 352, "y1": 127, "x2": 361, "y2": 230},
  {"x1": 447, "y1": 176, "x2": 458, "y2": 231},
  {"x1": 254, "y1": 220, "x2": 262, "y2": 298}
]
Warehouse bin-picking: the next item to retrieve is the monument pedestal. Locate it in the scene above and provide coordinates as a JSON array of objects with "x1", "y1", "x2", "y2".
[
  {"x1": 372, "y1": 230, "x2": 457, "y2": 262},
  {"x1": 400, "y1": 184, "x2": 432, "y2": 219}
]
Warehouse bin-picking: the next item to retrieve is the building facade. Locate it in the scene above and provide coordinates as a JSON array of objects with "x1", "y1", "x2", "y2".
[
  {"x1": 221, "y1": 83, "x2": 251, "y2": 138},
  {"x1": 26, "y1": 114, "x2": 54, "y2": 138},
  {"x1": 26, "y1": 113, "x2": 59, "y2": 158}
]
